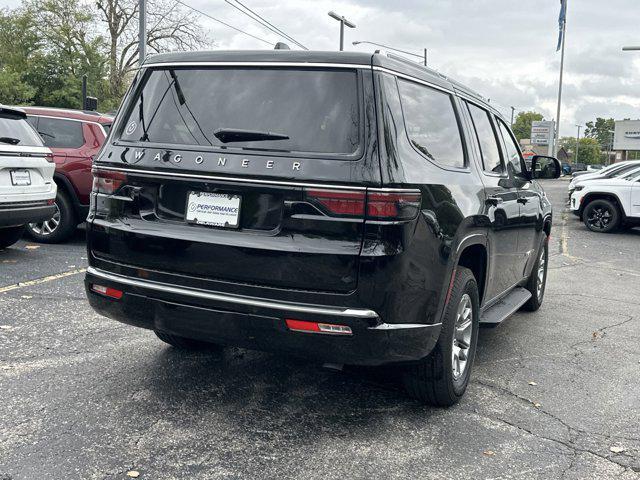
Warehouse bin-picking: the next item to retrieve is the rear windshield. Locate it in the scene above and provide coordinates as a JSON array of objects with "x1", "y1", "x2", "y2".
[
  {"x1": 0, "y1": 115, "x2": 44, "y2": 147},
  {"x1": 119, "y1": 67, "x2": 361, "y2": 155}
]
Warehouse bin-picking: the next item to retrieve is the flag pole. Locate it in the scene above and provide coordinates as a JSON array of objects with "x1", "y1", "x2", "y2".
[{"x1": 554, "y1": 1, "x2": 567, "y2": 156}]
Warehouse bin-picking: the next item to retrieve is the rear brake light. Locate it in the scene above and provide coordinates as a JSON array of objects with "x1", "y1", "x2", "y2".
[
  {"x1": 304, "y1": 188, "x2": 421, "y2": 220},
  {"x1": 285, "y1": 319, "x2": 352, "y2": 335},
  {"x1": 305, "y1": 189, "x2": 366, "y2": 216},
  {"x1": 90, "y1": 284, "x2": 123, "y2": 299},
  {"x1": 92, "y1": 170, "x2": 127, "y2": 194},
  {"x1": 44, "y1": 153, "x2": 54, "y2": 163}
]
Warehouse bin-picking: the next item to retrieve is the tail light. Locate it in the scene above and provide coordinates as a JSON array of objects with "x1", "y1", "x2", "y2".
[
  {"x1": 45, "y1": 153, "x2": 54, "y2": 163},
  {"x1": 305, "y1": 188, "x2": 421, "y2": 220},
  {"x1": 92, "y1": 170, "x2": 127, "y2": 194},
  {"x1": 285, "y1": 318, "x2": 352, "y2": 335}
]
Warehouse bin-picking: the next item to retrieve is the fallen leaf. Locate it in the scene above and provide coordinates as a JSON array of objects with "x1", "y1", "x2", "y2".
[
  {"x1": 533, "y1": 402, "x2": 542, "y2": 408},
  {"x1": 127, "y1": 471, "x2": 140, "y2": 478},
  {"x1": 609, "y1": 446, "x2": 625, "y2": 454},
  {"x1": 483, "y1": 450, "x2": 495, "y2": 456},
  {"x1": 528, "y1": 381, "x2": 538, "y2": 386},
  {"x1": 24, "y1": 245, "x2": 40, "y2": 250}
]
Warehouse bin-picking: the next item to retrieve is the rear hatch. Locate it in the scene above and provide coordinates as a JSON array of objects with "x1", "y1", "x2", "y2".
[
  {"x1": 0, "y1": 112, "x2": 54, "y2": 202},
  {"x1": 90, "y1": 64, "x2": 381, "y2": 293}
]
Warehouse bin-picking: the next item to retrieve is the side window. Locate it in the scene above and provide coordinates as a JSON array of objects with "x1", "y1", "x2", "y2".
[
  {"x1": 26, "y1": 116, "x2": 38, "y2": 130},
  {"x1": 397, "y1": 79, "x2": 466, "y2": 169},
  {"x1": 467, "y1": 103, "x2": 504, "y2": 175},
  {"x1": 496, "y1": 119, "x2": 523, "y2": 177},
  {"x1": 36, "y1": 117, "x2": 84, "y2": 148}
]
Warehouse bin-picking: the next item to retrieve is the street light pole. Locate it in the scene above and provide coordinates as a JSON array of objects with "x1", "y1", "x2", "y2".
[
  {"x1": 328, "y1": 11, "x2": 355, "y2": 51},
  {"x1": 510, "y1": 107, "x2": 515, "y2": 127},
  {"x1": 139, "y1": 0, "x2": 146, "y2": 64},
  {"x1": 575, "y1": 124, "x2": 582, "y2": 164}
]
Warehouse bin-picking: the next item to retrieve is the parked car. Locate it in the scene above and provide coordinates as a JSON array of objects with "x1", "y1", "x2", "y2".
[
  {"x1": 84, "y1": 51, "x2": 560, "y2": 406},
  {"x1": 586, "y1": 164, "x2": 604, "y2": 173},
  {"x1": 568, "y1": 160, "x2": 640, "y2": 197},
  {"x1": 0, "y1": 106, "x2": 56, "y2": 249},
  {"x1": 19, "y1": 107, "x2": 113, "y2": 243},
  {"x1": 570, "y1": 166, "x2": 640, "y2": 232}
]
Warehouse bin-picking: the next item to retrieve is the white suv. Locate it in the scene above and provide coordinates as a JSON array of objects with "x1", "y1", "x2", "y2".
[
  {"x1": 570, "y1": 166, "x2": 640, "y2": 233},
  {"x1": 0, "y1": 106, "x2": 57, "y2": 249}
]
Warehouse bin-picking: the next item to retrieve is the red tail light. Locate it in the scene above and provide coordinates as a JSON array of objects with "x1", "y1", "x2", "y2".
[
  {"x1": 44, "y1": 153, "x2": 54, "y2": 163},
  {"x1": 90, "y1": 284, "x2": 123, "y2": 299},
  {"x1": 92, "y1": 170, "x2": 127, "y2": 194},
  {"x1": 305, "y1": 189, "x2": 366, "y2": 216},
  {"x1": 285, "y1": 319, "x2": 352, "y2": 335},
  {"x1": 305, "y1": 188, "x2": 421, "y2": 220}
]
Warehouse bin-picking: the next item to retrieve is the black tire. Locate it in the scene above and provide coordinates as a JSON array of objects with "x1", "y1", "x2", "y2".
[
  {"x1": 583, "y1": 199, "x2": 620, "y2": 233},
  {"x1": 522, "y1": 235, "x2": 548, "y2": 312},
  {"x1": 26, "y1": 190, "x2": 77, "y2": 243},
  {"x1": 402, "y1": 266, "x2": 480, "y2": 407},
  {"x1": 0, "y1": 225, "x2": 25, "y2": 250},
  {"x1": 154, "y1": 331, "x2": 223, "y2": 351}
]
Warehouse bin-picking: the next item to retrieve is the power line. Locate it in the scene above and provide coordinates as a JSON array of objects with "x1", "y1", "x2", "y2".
[
  {"x1": 174, "y1": 0, "x2": 274, "y2": 47},
  {"x1": 226, "y1": 0, "x2": 308, "y2": 50}
]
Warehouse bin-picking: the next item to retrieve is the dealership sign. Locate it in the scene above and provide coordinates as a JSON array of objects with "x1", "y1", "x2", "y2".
[
  {"x1": 613, "y1": 120, "x2": 640, "y2": 151},
  {"x1": 531, "y1": 121, "x2": 555, "y2": 146}
]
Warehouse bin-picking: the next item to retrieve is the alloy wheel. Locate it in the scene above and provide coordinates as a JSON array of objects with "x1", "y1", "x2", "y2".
[
  {"x1": 586, "y1": 206, "x2": 612, "y2": 232},
  {"x1": 452, "y1": 293, "x2": 473, "y2": 380},
  {"x1": 536, "y1": 246, "x2": 546, "y2": 300},
  {"x1": 29, "y1": 202, "x2": 61, "y2": 236}
]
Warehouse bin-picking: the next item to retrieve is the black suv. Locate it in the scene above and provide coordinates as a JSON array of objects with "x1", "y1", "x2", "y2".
[{"x1": 85, "y1": 51, "x2": 560, "y2": 406}]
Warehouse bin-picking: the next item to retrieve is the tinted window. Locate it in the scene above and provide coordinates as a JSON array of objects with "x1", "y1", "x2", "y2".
[
  {"x1": 467, "y1": 103, "x2": 503, "y2": 174},
  {"x1": 398, "y1": 79, "x2": 465, "y2": 169},
  {"x1": 37, "y1": 117, "x2": 84, "y2": 148},
  {"x1": 608, "y1": 163, "x2": 640, "y2": 178},
  {"x1": 497, "y1": 119, "x2": 523, "y2": 176},
  {"x1": 0, "y1": 115, "x2": 44, "y2": 147},
  {"x1": 120, "y1": 68, "x2": 360, "y2": 155}
]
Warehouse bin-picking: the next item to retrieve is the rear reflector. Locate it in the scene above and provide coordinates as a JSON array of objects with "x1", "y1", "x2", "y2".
[
  {"x1": 285, "y1": 318, "x2": 352, "y2": 335},
  {"x1": 92, "y1": 170, "x2": 127, "y2": 195},
  {"x1": 91, "y1": 284, "x2": 123, "y2": 299},
  {"x1": 305, "y1": 188, "x2": 421, "y2": 220}
]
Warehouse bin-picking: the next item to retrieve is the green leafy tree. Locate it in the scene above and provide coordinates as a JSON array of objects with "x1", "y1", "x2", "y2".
[
  {"x1": 584, "y1": 117, "x2": 615, "y2": 149},
  {"x1": 512, "y1": 111, "x2": 544, "y2": 142},
  {"x1": 558, "y1": 136, "x2": 601, "y2": 165}
]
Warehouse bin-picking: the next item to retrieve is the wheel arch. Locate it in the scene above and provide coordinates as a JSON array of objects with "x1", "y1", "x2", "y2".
[
  {"x1": 581, "y1": 192, "x2": 626, "y2": 219},
  {"x1": 454, "y1": 235, "x2": 488, "y2": 306},
  {"x1": 53, "y1": 173, "x2": 82, "y2": 218}
]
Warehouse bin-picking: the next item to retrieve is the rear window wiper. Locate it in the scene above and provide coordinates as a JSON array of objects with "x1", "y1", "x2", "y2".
[
  {"x1": 0, "y1": 137, "x2": 20, "y2": 145},
  {"x1": 213, "y1": 128, "x2": 289, "y2": 143}
]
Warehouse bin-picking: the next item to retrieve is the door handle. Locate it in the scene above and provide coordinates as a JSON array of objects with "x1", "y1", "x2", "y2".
[
  {"x1": 485, "y1": 196, "x2": 503, "y2": 207},
  {"x1": 517, "y1": 197, "x2": 529, "y2": 205}
]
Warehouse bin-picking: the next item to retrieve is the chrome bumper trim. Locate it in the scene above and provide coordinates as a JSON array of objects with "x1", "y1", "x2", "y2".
[
  {"x1": 368, "y1": 322, "x2": 441, "y2": 330},
  {"x1": 86, "y1": 267, "x2": 379, "y2": 319}
]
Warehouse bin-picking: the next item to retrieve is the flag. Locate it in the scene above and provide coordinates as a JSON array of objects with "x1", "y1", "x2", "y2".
[{"x1": 557, "y1": 0, "x2": 567, "y2": 51}]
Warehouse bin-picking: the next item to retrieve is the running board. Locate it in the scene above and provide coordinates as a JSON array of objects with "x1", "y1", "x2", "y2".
[{"x1": 480, "y1": 287, "x2": 532, "y2": 326}]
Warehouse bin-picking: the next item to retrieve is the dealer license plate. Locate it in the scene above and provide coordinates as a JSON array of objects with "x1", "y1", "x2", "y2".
[
  {"x1": 10, "y1": 170, "x2": 31, "y2": 186},
  {"x1": 185, "y1": 191, "x2": 241, "y2": 228}
]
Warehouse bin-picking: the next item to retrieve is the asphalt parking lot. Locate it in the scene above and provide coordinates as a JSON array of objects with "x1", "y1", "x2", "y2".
[{"x1": 1, "y1": 179, "x2": 638, "y2": 480}]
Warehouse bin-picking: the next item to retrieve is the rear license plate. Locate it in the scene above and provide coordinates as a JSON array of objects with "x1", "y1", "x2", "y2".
[
  {"x1": 10, "y1": 170, "x2": 31, "y2": 186},
  {"x1": 185, "y1": 191, "x2": 241, "y2": 228}
]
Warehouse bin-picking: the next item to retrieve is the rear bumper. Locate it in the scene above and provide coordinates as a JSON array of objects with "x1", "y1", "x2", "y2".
[
  {"x1": 0, "y1": 203, "x2": 56, "y2": 227},
  {"x1": 85, "y1": 267, "x2": 441, "y2": 366}
]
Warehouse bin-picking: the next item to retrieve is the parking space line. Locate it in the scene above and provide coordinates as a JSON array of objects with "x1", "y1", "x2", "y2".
[{"x1": 0, "y1": 268, "x2": 87, "y2": 294}]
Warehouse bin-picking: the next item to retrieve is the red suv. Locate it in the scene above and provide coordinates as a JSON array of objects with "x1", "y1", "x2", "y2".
[{"x1": 21, "y1": 107, "x2": 113, "y2": 242}]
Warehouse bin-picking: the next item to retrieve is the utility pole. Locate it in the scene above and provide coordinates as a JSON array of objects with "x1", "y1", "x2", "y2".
[
  {"x1": 574, "y1": 124, "x2": 581, "y2": 164},
  {"x1": 328, "y1": 11, "x2": 355, "y2": 51},
  {"x1": 510, "y1": 107, "x2": 515, "y2": 127},
  {"x1": 81, "y1": 75, "x2": 87, "y2": 110},
  {"x1": 139, "y1": 0, "x2": 146, "y2": 65},
  {"x1": 423, "y1": 48, "x2": 428, "y2": 66}
]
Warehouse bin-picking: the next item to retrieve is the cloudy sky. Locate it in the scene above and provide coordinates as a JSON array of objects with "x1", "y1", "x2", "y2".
[{"x1": 3, "y1": 0, "x2": 639, "y2": 138}]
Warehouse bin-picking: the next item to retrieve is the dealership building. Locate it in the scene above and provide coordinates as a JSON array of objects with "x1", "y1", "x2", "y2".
[{"x1": 613, "y1": 119, "x2": 640, "y2": 162}]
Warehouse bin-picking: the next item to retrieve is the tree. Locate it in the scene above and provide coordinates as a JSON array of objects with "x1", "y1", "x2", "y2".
[
  {"x1": 96, "y1": 0, "x2": 207, "y2": 100},
  {"x1": 584, "y1": 117, "x2": 615, "y2": 149},
  {"x1": 512, "y1": 111, "x2": 544, "y2": 142},
  {"x1": 558, "y1": 136, "x2": 601, "y2": 165}
]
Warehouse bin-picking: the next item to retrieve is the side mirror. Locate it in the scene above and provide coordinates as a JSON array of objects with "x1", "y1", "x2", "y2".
[{"x1": 530, "y1": 155, "x2": 561, "y2": 180}]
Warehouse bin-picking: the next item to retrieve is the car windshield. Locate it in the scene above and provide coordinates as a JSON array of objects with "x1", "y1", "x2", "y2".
[
  {"x1": 608, "y1": 163, "x2": 640, "y2": 178},
  {"x1": 119, "y1": 67, "x2": 361, "y2": 155},
  {"x1": 0, "y1": 115, "x2": 44, "y2": 147}
]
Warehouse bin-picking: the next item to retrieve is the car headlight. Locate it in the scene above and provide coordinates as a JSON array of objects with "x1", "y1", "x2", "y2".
[{"x1": 574, "y1": 186, "x2": 584, "y2": 191}]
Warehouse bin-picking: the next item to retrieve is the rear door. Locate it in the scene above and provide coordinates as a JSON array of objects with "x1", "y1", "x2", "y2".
[
  {"x1": 465, "y1": 102, "x2": 522, "y2": 300},
  {"x1": 90, "y1": 65, "x2": 380, "y2": 294}
]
